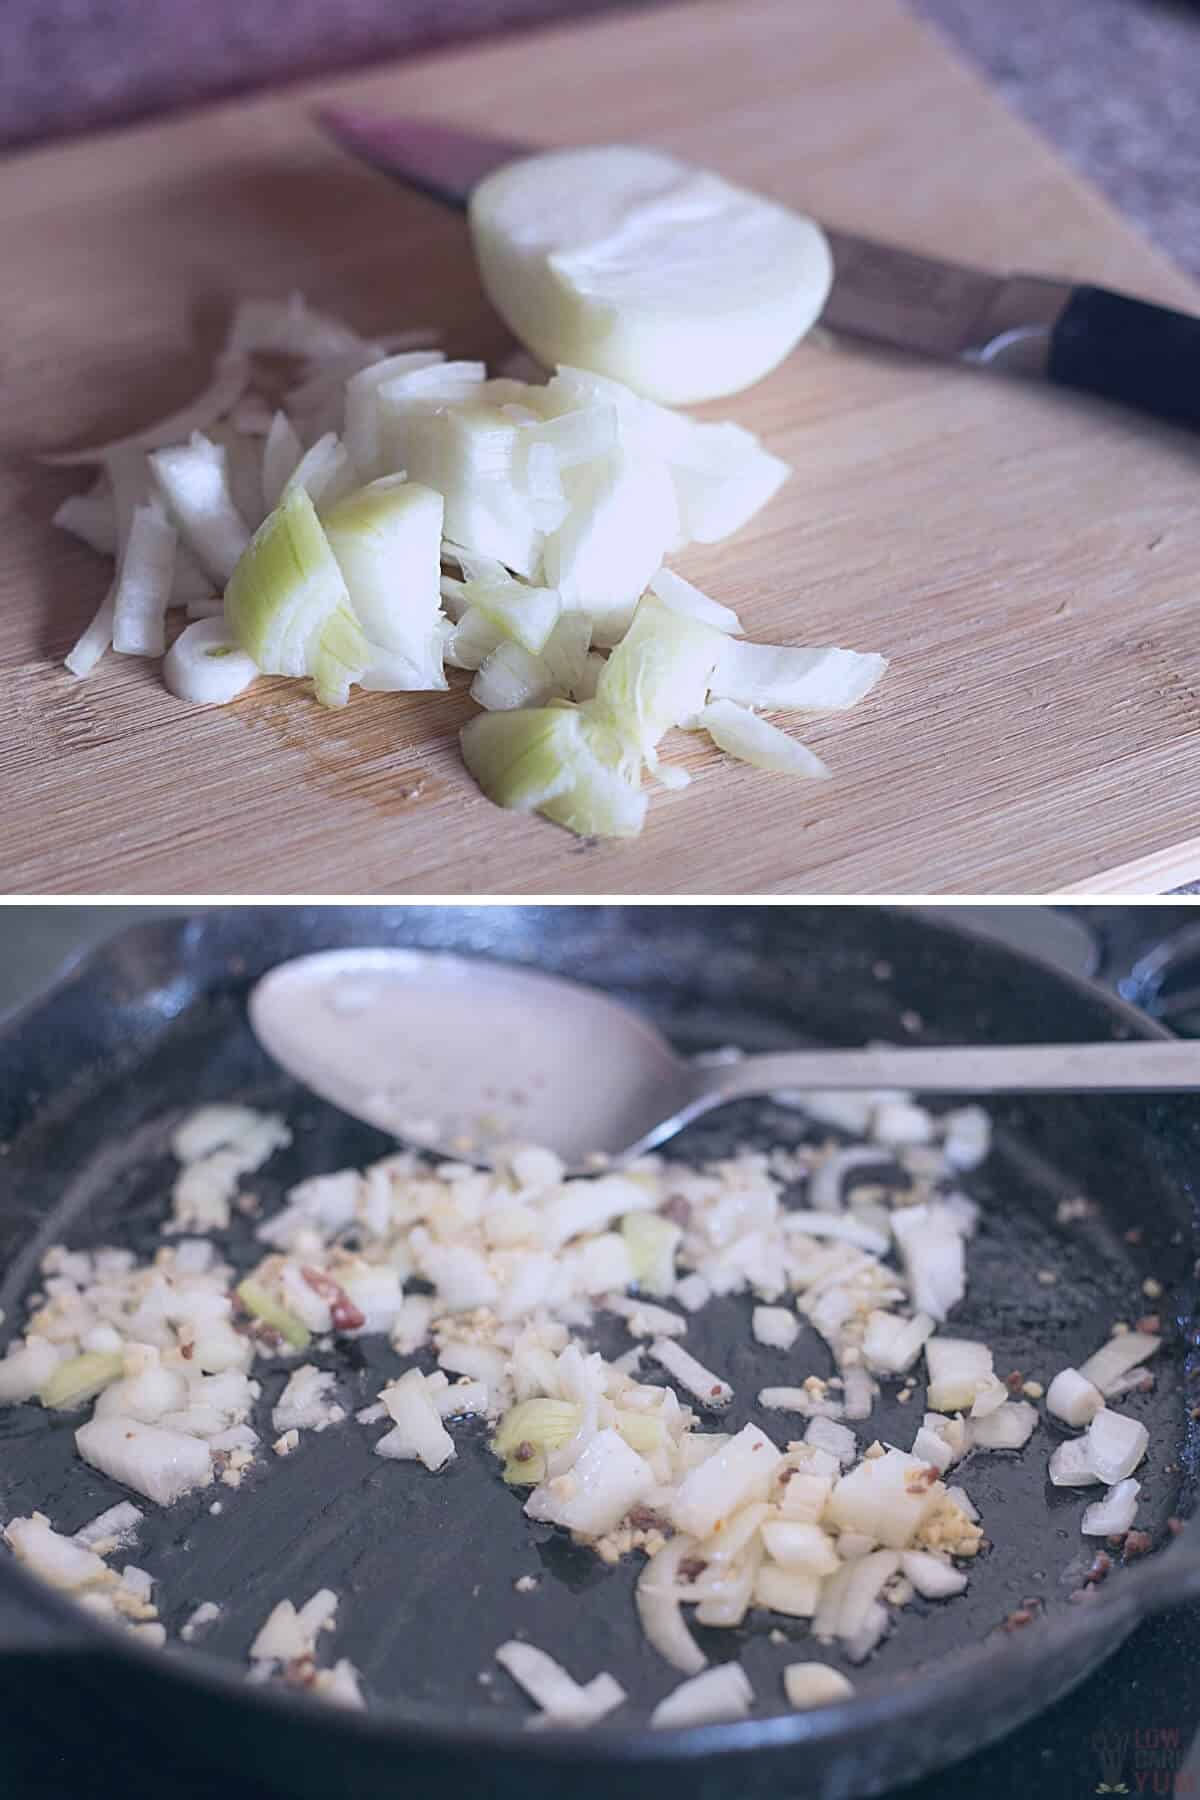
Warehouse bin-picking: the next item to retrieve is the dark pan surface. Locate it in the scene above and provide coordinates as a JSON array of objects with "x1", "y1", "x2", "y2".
[{"x1": 1, "y1": 906, "x2": 1199, "y2": 1800}]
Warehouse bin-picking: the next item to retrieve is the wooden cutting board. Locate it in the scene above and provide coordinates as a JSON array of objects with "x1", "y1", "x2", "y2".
[{"x1": 2, "y1": 0, "x2": 1198, "y2": 897}]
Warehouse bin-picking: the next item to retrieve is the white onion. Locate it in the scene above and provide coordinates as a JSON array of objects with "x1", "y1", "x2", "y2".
[
  {"x1": 164, "y1": 617, "x2": 260, "y2": 705},
  {"x1": 814, "y1": 1548, "x2": 900, "y2": 1643},
  {"x1": 892, "y1": 1208, "x2": 966, "y2": 1323},
  {"x1": 649, "y1": 566, "x2": 741, "y2": 634},
  {"x1": 4, "y1": 1516, "x2": 111, "y2": 1591},
  {"x1": 75, "y1": 1415, "x2": 213, "y2": 1504},
  {"x1": 650, "y1": 1662, "x2": 754, "y2": 1730},
  {"x1": 73, "y1": 1502, "x2": 144, "y2": 1552},
  {"x1": 941, "y1": 1107, "x2": 992, "y2": 1170},
  {"x1": 636, "y1": 1535, "x2": 707, "y2": 1674},
  {"x1": 862, "y1": 1310, "x2": 933, "y2": 1374},
  {"x1": 1048, "y1": 1436, "x2": 1103, "y2": 1487},
  {"x1": 754, "y1": 1564, "x2": 822, "y2": 1618},
  {"x1": 262, "y1": 411, "x2": 304, "y2": 511},
  {"x1": 110, "y1": 502, "x2": 176, "y2": 657},
  {"x1": 910, "y1": 1426, "x2": 955, "y2": 1473},
  {"x1": 375, "y1": 1369, "x2": 455, "y2": 1472},
  {"x1": 827, "y1": 1450, "x2": 944, "y2": 1549},
  {"x1": 0, "y1": 1338, "x2": 63, "y2": 1404},
  {"x1": 670, "y1": 1423, "x2": 781, "y2": 1539},
  {"x1": 1079, "y1": 1332, "x2": 1162, "y2": 1397},
  {"x1": 944, "y1": 1484, "x2": 979, "y2": 1523},
  {"x1": 783, "y1": 1663, "x2": 855, "y2": 1710},
  {"x1": 1046, "y1": 1367, "x2": 1104, "y2": 1428},
  {"x1": 924, "y1": 1338, "x2": 993, "y2": 1412},
  {"x1": 782, "y1": 1211, "x2": 889, "y2": 1254},
  {"x1": 900, "y1": 1549, "x2": 968, "y2": 1599},
  {"x1": 697, "y1": 701, "x2": 830, "y2": 779},
  {"x1": 604, "y1": 1295, "x2": 687, "y2": 1338},
  {"x1": 149, "y1": 433, "x2": 249, "y2": 584},
  {"x1": 804, "y1": 1416, "x2": 857, "y2": 1464},
  {"x1": 969, "y1": 1400, "x2": 1038, "y2": 1450},
  {"x1": 495, "y1": 1640, "x2": 625, "y2": 1726},
  {"x1": 1081, "y1": 1477, "x2": 1140, "y2": 1537},
  {"x1": 54, "y1": 477, "x2": 118, "y2": 555},
  {"x1": 752, "y1": 1306, "x2": 799, "y2": 1351},
  {"x1": 649, "y1": 1338, "x2": 732, "y2": 1409},
  {"x1": 709, "y1": 640, "x2": 888, "y2": 712},
  {"x1": 761, "y1": 1520, "x2": 840, "y2": 1575},
  {"x1": 1085, "y1": 1408, "x2": 1149, "y2": 1484}
]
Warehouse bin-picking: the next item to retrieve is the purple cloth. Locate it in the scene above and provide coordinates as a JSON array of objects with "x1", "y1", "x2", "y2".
[{"x1": 0, "y1": 0, "x2": 647, "y2": 149}]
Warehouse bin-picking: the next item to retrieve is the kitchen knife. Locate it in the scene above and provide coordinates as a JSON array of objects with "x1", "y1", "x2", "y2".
[{"x1": 319, "y1": 110, "x2": 1200, "y2": 433}]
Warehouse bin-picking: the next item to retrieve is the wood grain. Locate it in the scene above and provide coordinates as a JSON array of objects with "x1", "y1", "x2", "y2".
[{"x1": 2, "y1": 0, "x2": 1198, "y2": 897}]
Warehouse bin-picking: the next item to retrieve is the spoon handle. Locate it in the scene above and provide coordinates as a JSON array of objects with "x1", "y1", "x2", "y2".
[{"x1": 692, "y1": 1038, "x2": 1199, "y2": 1103}]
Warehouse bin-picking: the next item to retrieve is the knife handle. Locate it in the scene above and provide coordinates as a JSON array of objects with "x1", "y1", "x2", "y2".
[{"x1": 1048, "y1": 285, "x2": 1200, "y2": 432}]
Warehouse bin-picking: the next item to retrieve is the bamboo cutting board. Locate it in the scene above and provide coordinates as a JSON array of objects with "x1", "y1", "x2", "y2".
[{"x1": 2, "y1": 0, "x2": 1199, "y2": 897}]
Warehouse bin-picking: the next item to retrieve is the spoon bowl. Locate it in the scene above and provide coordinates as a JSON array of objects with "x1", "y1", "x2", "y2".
[{"x1": 249, "y1": 948, "x2": 1200, "y2": 1172}]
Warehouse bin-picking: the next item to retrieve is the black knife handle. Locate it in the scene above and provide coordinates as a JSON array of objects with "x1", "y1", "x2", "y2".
[{"x1": 1048, "y1": 284, "x2": 1200, "y2": 432}]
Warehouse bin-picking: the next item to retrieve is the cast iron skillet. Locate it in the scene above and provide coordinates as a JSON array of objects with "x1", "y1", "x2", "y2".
[{"x1": 1, "y1": 905, "x2": 1199, "y2": 1800}]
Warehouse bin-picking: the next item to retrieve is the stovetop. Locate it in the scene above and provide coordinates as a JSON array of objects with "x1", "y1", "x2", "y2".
[{"x1": 3, "y1": 905, "x2": 1199, "y2": 1799}]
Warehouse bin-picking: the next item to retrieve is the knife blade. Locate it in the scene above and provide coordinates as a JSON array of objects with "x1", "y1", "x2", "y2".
[{"x1": 319, "y1": 108, "x2": 1200, "y2": 433}]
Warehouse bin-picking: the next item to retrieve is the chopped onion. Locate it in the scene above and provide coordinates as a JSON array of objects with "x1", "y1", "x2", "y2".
[
  {"x1": 4, "y1": 1515, "x2": 111, "y2": 1591},
  {"x1": 924, "y1": 1337, "x2": 992, "y2": 1413},
  {"x1": 752, "y1": 1306, "x2": 799, "y2": 1351},
  {"x1": 0, "y1": 1338, "x2": 64, "y2": 1404},
  {"x1": 73, "y1": 1502, "x2": 144, "y2": 1552},
  {"x1": 603, "y1": 1294, "x2": 686, "y2": 1338},
  {"x1": 826, "y1": 1451, "x2": 944, "y2": 1550},
  {"x1": 697, "y1": 701, "x2": 830, "y2": 779},
  {"x1": 785, "y1": 1212, "x2": 890, "y2": 1255},
  {"x1": 761, "y1": 1520, "x2": 840, "y2": 1575},
  {"x1": 54, "y1": 477, "x2": 117, "y2": 555},
  {"x1": 636, "y1": 1534, "x2": 707, "y2": 1674},
  {"x1": 944, "y1": 1484, "x2": 979, "y2": 1523},
  {"x1": 164, "y1": 617, "x2": 260, "y2": 705},
  {"x1": 669, "y1": 424, "x2": 791, "y2": 544},
  {"x1": 38, "y1": 1350, "x2": 124, "y2": 1411},
  {"x1": 75, "y1": 1415, "x2": 213, "y2": 1505},
  {"x1": 841, "y1": 1367, "x2": 877, "y2": 1422},
  {"x1": 910, "y1": 1426, "x2": 955, "y2": 1473},
  {"x1": 1085, "y1": 1408, "x2": 1149, "y2": 1484},
  {"x1": 669, "y1": 1423, "x2": 780, "y2": 1538},
  {"x1": 595, "y1": 595, "x2": 723, "y2": 762},
  {"x1": 969, "y1": 1400, "x2": 1038, "y2": 1450},
  {"x1": 1081, "y1": 1478, "x2": 1140, "y2": 1537},
  {"x1": 941, "y1": 1107, "x2": 992, "y2": 1171},
  {"x1": 524, "y1": 1427, "x2": 654, "y2": 1536},
  {"x1": 149, "y1": 433, "x2": 249, "y2": 584},
  {"x1": 709, "y1": 640, "x2": 888, "y2": 712},
  {"x1": 621, "y1": 1212, "x2": 682, "y2": 1297},
  {"x1": 814, "y1": 1549, "x2": 900, "y2": 1643},
  {"x1": 892, "y1": 1207, "x2": 966, "y2": 1323},
  {"x1": 649, "y1": 1338, "x2": 732, "y2": 1409},
  {"x1": 1046, "y1": 1367, "x2": 1104, "y2": 1428},
  {"x1": 494, "y1": 1640, "x2": 625, "y2": 1726},
  {"x1": 324, "y1": 477, "x2": 445, "y2": 684},
  {"x1": 493, "y1": 1397, "x2": 583, "y2": 1483},
  {"x1": 650, "y1": 1662, "x2": 753, "y2": 1730},
  {"x1": 759, "y1": 1386, "x2": 844, "y2": 1419},
  {"x1": 544, "y1": 446, "x2": 678, "y2": 644},
  {"x1": 648, "y1": 567, "x2": 742, "y2": 634},
  {"x1": 261, "y1": 411, "x2": 304, "y2": 512},
  {"x1": 465, "y1": 576, "x2": 562, "y2": 656},
  {"x1": 1048, "y1": 1436, "x2": 1103, "y2": 1487},
  {"x1": 900, "y1": 1549, "x2": 967, "y2": 1599},
  {"x1": 343, "y1": 349, "x2": 446, "y2": 475},
  {"x1": 461, "y1": 705, "x2": 647, "y2": 839},
  {"x1": 227, "y1": 293, "x2": 367, "y2": 361},
  {"x1": 862, "y1": 1310, "x2": 934, "y2": 1375},
  {"x1": 754, "y1": 1564, "x2": 822, "y2": 1617},
  {"x1": 804, "y1": 1416, "x2": 857, "y2": 1464},
  {"x1": 225, "y1": 486, "x2": 368, "y2": 706},
  {"x1": 1079, "y1": 1331, "x2": 1162, "y2": 1397},
  {"x1": 783, "y1": 1663, "x2": 855, "y2": 1710},
  {"x1": 375, "y1": 1368, "x2": 456, "y2": 1472},
  {"x1": 281, "y1": 431, "x2": 356, "y2": 513}
]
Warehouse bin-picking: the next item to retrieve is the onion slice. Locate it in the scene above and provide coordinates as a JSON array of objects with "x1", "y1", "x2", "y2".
[{"x1": 164, "y1": 617, "x2": 260, "y2": 705}]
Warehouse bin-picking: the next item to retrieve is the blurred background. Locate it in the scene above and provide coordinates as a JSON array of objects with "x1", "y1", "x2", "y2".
[{"x1": 2, "y1": 0, "x2": 1197, "y2": 276}]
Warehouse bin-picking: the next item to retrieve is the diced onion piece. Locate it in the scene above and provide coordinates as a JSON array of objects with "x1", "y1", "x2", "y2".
[
  {"x1": 651, "y1": 1662, "x2": 754, "y2": 1730},
  {"x1": 0, "y1": 1339, "x2": 66, "y2": 1404},
  {"x1": 461, "y1": 704, "x2": 647, "y2": 839},
  {"x1": 649, "y1": 1338, "x2": 732, "y2": 1409},
  {"x1": 471, "y1": 639, "x2": 557, "y2": 711},
  {"x1": 944, "y1": 1484, "x2": 979, "y2": 1523},
  {"x1": 544, "y1": 446, "x2": 678, "y2": 645},
  {"x1": 65, "y1": 590, "x2": 117, "y2": 678},
  {"x1": 38, "y1": 1351, "x2": 124, "y2": 1411},
  {"x1": 1081, "y1": 1478, "x2": 1141, "y2": 1537},
  {"x1": 761, "y1": 1520, "x2": 840, "y2": 1575},
  {"x1": 494, "y1": 1640, "x2": 625, "y2": 1726},
  {"x1": 970, "y1": 1376, "x2": 1009, "y2": 1420},
  {"x1": 924, "y1": 1338, "x2": 992, "y2": 1413},
  {"x1": 1085, "y1": 1408, "x2": 1149, "y2": 1484},
  {"x1": 753, "y1": 1306, "x2": 799, "y2": 1351},
  {"x1": 470, "y1": 144, "x2": 830, "y2": 406},
  {"x1": 670, "y1": 1423, "x2": 780, "y2": 1538},
  {"x1": 669, "y1": 423, "x2": 791, "y2": 545},
  {"x1": 969, "y1": 1400, "x2": 1038, "y2": 1450},
  {"x1": 324, "y1": 477, "x2": 445, "y2": 684},
  {"x1": 941, "y1": 1106, "x2": 992, "y2": 1170},
  {"x1": 1046, "y1": 1367, "x2": 1104, "y2": 1428},
  {"x1": 1048, "y1": 1436, "x2": 1103, "y2": 1487},
  {"x1": 4, "y1": 1516, "x2": 112, "y2": 1591},
  {"x1": 760, "y1": 1386, "x2": 844, "y2": 1419},
  {"x1": 827, "y1": 1450, "x2": 945, "y2": 1550},
  {"x1": 596, "y1": 595, "x2": 724, "y2": 761},
  {"x1": 493, "y1": 1397, "x2": 583, "y2": 1484},
  {"x1": 44, "y1": 351, "x2": 251, "y2": 465},
  {"x1": 261, "y1": 412, "x2": 304, "y2": 512},
  {"x1": 397, "y1": 403, "x2": 541, "y2": 577},
  {"x1": 900, "y1": 1550, "x2": 968, "y2": 1599},
  {"x1": 754, "y1": 1564, "x2": 822, "y2": 1617},
  {"x1": 862, "y1": 1310, "x2": 934, "y2": 1375},
  {"x1": 444, "y1": 606, "x2": 507, "y2": 671},
  {"x1": 73, "y1": 1502, "x2": 144, "y2": 1551},
  {"x1": 784, "y1": 1211, "x2": 890, "y2": 1254},
  {"x1": 466, "y1": 577, "x2": 562, "y2": 656},
  {"x1": 648, "y1": 567, "x2": 742, "y2": 634},
  {"x1": 524, "y1": 1426, "x2": 654, "y2": 1537},
  {"x1": 804, "y1": 1417, "x2": 857, "y2": 1464},
  {"x1": 376, "y1": 1368, "x2": 456, "y2": 1472},
  {"x1": 783, "y1": 1663, "x2": 855, "y2": 1710},
  {"x1": 343, "y1": 349, "x2": 446, "y2": 475},
  {"x1": 164, "y1": 617, "x2": 260, "y2": 705},
  {"x1": 696, "y1": 700, "x2": 830, "y2": 778},
  {"x1": 281, "y1": 431, "x2": 356, "y2": 513},
  {"x1": 149, "y1": 433, "x2": 250, "y2": 584},
  {"x1": 910, "y1": 1426, "x2": 955, "y2": 1473},
  {"x1": 1079, "y1": 1332, "x2": 1162, "y2": 1397},
  {"x1": 891, "y1": 1207, "x2": 966, "y2": 1324},
  {"x1": 225, "y1": 486, "x2": 368, "y2": 705},
  {"x1": 236, "y1": 1278, "x2": 311, "y2": 1351},
  {"x1": 621, "y1": 1212, "x2": 682, "y2": 1297},
  {"x1": 814, "y1": 1548, "x2": 900, "y2": 1643},
  {"x1": 637, "y1": 1535, "x2": 707, "y2": 1674},
  {"x1": 54, "y1": 476, "x2": 117, "y2": 555},
  {"x1": 841, "y1": 1368, "x2": 877, "y2": 1423},
  {"x1": 76, "y1": 1415, "x2": 213, "y2": 1505},
  {"x1": 709, "y1": 640, "x2": 887, "y2": 712}
]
